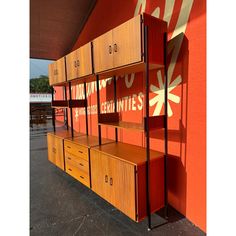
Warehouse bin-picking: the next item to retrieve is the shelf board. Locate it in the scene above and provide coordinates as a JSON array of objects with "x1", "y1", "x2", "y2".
[
  {"x1": 91, "y1": 142, "x2": 164, "y2": 166},
  {"x1": 51, "y1": 100, "x2": 68, "y2": 108},
  {"x1": 99, "y1": 121, "x2": 144, "y2": 131},
  {"x1": 65, "y1": 135, "x2": 114, "y2": 148},
  {"x1": 98, "y1": 113, "x2": 165, "y2": 132},
  {"x1": 47, "y1": 129, "x2": 82, "y2": 139},
  {"x1": 69, "y1": 99, "x2": 86, "y2": 108}
]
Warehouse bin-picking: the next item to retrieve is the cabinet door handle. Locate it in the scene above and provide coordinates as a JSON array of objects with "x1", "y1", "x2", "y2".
[
  {"x1": 74, "y1": 61, "x2": 77, "y2": 67},
  {"x1": 77, "y1": 60, "x2": 80, "y2": 67},
  {"x1": 79, "y1": 163, "x2": 84, "y2": 166},
  {"x1": 105, "y1": 175, "x2": 108, "y2": 183},
  {"x1": 110, "y1": 177, "x2": 113, "y2": 186},
  {"x1": 80, "y1": 176, "x2": 84, "y2": 179},
  {"x1": 52, "y1": 147, "x2": 56, "y2": 153},
  {"x1": 114, "y1": 44, "x2": 118, "y2": 52},
  {"x1": 109, "y1": 45, "x2": 112, "y2": 54},
  {"x1": 68, "y1": 168, "x2": 72, "y2": 171}
]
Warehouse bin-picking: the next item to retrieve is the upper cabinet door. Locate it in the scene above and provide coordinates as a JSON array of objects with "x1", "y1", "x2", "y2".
[
  {"x1": 112, "y1": 15, "x2": 142, "y2": 68},
  {"x1": 48, "y1": 62, "x2": 57, "y2": 86},
  {"x1": 93, "y1": 30, "x2": 113, "y2": 73},
  {"x1": 78, "y1": 42, "x2": 93, "y2": 78},
  {"x1": 56, "y1": 57, "x2": 66, "y2": 84},
  {"x1": 66, "y1": 50, "x2": 79, "y2": 81}
]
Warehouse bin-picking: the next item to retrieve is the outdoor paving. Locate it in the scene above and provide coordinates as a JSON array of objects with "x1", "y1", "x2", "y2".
[{"x1": 30, "y1": 122, "x2": 206, "y2": 236}]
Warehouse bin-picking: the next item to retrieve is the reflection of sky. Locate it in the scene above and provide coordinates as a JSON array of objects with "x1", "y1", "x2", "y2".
[{"x1": 30, "y1": 59, "x2": 53, "y2": 79}]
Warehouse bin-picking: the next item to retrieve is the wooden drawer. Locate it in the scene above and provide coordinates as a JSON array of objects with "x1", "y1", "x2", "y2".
[
  {"x1": 65, "y1": 154, "x2": 89, "y2": 174},
  {"x1": 64, "y1": 140, "x2": 89, "y2": 161},
  {"x1": 65, "y1": 160, "x2": 90, "y2": 188}
]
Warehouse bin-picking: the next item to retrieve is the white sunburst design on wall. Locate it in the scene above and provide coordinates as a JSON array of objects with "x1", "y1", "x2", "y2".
[{"x1": 149, "y1": 70, "x2": 182, "y2": 117}]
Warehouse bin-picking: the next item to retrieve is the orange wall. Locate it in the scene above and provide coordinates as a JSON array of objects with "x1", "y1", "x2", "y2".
[{"x1": 56, "y1": 0, "x2": 206, "y2": 232}]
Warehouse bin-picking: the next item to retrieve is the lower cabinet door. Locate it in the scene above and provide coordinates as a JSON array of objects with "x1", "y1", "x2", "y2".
[
  {"x1": 47, "y1": 134, "x2": 65, "y2": 170},
  {"x1": 90, "y1": 150, "x2": 137, "y2": 221}
]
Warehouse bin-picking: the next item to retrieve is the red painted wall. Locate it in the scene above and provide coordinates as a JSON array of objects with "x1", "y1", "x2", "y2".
[{"x1": 56, "y1": 0, "x2": 206, "y2": 232}]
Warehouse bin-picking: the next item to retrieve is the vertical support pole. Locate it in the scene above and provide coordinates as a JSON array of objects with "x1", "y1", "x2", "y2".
[
  {"x1": 69, "y1": 82, "x2": 74, "y2": 138},
  {"x1": 144, "y1": 25, "x2": 151, "y2": 231},
  {"x1": 96, "y1": 75, "x2": 101, "y2": 145},
  {"x1": 51, "y1": 87, "x2": 55, "y2": 133},
  {"x1": 113, "y1": 76, "x2": 118, "y2": 142},
  {"x1": 164, "y1": 32, "x2": 168, "y2": 219},
  {"x1": 64, "y1": 85, "x2": 69, "y2": 130},
  {"x1": 84, "y1": 82, "x2": 88, "y2": 135}
]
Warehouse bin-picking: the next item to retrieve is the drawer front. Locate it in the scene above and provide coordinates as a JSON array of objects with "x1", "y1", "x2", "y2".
[
  {"x1": 64, "y1": 140, "x2": 89, "y2": 161},
  {"x1": 65, "y1": 155, "x2": 89, "y2": 174},
  {"x1": 47, "y1": 134, "x2": 65, "y2": 170},
  {"x1": 65, "y1": 160, "x2": 90, "y2": 188}
]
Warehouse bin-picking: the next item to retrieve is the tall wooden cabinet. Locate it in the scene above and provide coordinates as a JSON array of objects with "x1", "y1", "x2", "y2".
[{"x1": 48, "y1": 57, "x2": 67, "y2": 86}]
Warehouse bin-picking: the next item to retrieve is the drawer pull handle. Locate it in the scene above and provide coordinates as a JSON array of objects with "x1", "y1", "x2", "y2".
[
  {"x1": 52, "y1": 147, "x2": 56, "y2": 153},
  {"x1": 67, "y1": 146, "x2": 71, "y2": 149},
  {"x1": 105, "y1": 175, "x2": 108, "y2": 183},
  {"x1": 110, "y1": 177, "x2": 113, "y2": 186},
  {"x1": 109, "y1": 45, "x2": 112, "y2": 54},
  {"x1": 68, "y1": 157, "x2": 71, "y2": 160},
  {"x1": 74, "y1": 61, "x2": 77, "y2": 67},
  {"x1": 80, "y1": 176, "x2": 84, "y2": 179},
  {"x1": 79, "y1": 163, "x2": 84, "y2": 166},
  {"x1": 114, "y1": 43, "x2": 118, "y2": 52},
  {"x1": 68, "y1": 168, "x2": 72, "y2": 171},
  {"x1": 78, "y1": 151, "x2": 83, "y2": 154}
]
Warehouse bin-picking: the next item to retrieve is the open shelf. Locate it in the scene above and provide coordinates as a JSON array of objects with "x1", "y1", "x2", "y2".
[{"x1": 98, "y1": 112, "x2": 165, "y2": 132}]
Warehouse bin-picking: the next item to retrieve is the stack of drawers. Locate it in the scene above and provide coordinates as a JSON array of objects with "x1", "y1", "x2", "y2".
[{"x1": 64, "y1": 139, "x2": 90, "y2": 188}]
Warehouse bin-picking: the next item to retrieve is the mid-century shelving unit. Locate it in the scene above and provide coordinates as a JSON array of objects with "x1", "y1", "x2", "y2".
[{"x1": 47, "y1": 13, "x2": 168, "y2": 231}]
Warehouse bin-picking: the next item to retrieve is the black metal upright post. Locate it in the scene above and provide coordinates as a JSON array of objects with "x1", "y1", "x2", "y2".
[
  {"x1": 144, "y1": 25, "x2": 151, "y2": 231},
  {"x1": 84, "y1": 82, "x2": 88, "y2": 135},
  {"x1": 113, "y1": 76, "x2": 118, "y2": 142},
  {"x1": 164, "y1": 32, "x2": 168, "y2": 219},
  {"x1": 69, "y1": 81, "x2": 74, "y2": 138},
  {"x1": 64, "y1": 85, "x2": 69, "y2": 130},
  {"x1": 51, "y1": 87, "x2": 56, "y2": 133},
  {"x1": 96, "y1": 75, "x2": 101, "y2": 145}
]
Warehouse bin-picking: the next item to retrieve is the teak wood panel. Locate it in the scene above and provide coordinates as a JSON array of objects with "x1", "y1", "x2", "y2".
[
  {"x1": 112, "y1": 14, "x2": 142, "y2": 68},
  {"x1": 56, "y1": 57, "x2": 66, "y2": 84},
  {"x1": 64, "y1": 140, "x2": 89, "y2": 161},
  {"x1": 47, "y1": 134, "x2": 65, "y2": 170},
  {"x1": 90, "y1": 150, "x2": 136, "y2": 220},
  {"x1": 66, "y1": 50, "x2": 79, "y2": 81},
  {"x1": 77, "y1": 43, "x2": 92, "y2": 78},
  {"x1": 93, "y1": 30, "x2": 113, "y2": 72},
  {"x1": 65, "y1": 159, "x2": 90, "y2": 188}
]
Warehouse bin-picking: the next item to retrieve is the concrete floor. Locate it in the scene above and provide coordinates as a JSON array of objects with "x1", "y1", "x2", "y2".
[{"x1": 30, "y1": 122, "x2": 206, "y2": 236}]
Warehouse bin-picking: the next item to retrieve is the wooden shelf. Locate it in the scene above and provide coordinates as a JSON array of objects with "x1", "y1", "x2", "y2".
[
  {"x1": 65, "y1": 135, "x2": 114, "y2": 148},
  {"x1": 47, "y1": 129, "x2": 82, "y2": 139},
  {"x1": 91, "y1": 142, "x2": 164, "y2": 166},
  {"x1": 51, "y1": 100, "x2": 68, "y2": 108},
  {"x1": 98, "y1": 113, "x2": 165, "y2": 132},
  {"x1": 69, "y1": 99, "x2": 86, "y2": 108}
]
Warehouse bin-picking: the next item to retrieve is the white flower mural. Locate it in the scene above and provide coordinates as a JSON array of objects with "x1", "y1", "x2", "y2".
[{"x1": 149, "y1": 70, "x2": 182, "y2": 117}]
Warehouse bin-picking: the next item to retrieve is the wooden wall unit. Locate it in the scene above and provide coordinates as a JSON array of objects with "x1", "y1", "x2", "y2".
[
  {"x1": 90, "y1": 142, "x2": 164, "y2": 222},
  {"x1": 66, "y1": 42, "x2": 93, "y2": 81},
  {"x1": 48, "y1": 57, "x2": 67, "y2": 86}
]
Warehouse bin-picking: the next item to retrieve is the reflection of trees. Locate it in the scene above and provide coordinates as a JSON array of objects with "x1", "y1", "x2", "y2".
[{"x1": 30, "y1": 75, "x2": 51, "y2": 93}]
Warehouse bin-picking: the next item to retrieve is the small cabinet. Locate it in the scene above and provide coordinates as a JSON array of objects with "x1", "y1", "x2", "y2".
[
  {"x1": 47, "y1": 133, "x2": 65, "y2": 170},
  {"x1": 93, "y1": 14, "x2": 167, "y2": 75},
  {"x1": 90, "y1": 142, "x2": 165, "y2": 222},
  {"x1": 66, "y1": 42, "x2": 93, "y2": 81},
  {"x1": 48, "y1": 57, "x2": 66, "y2": 86}
]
